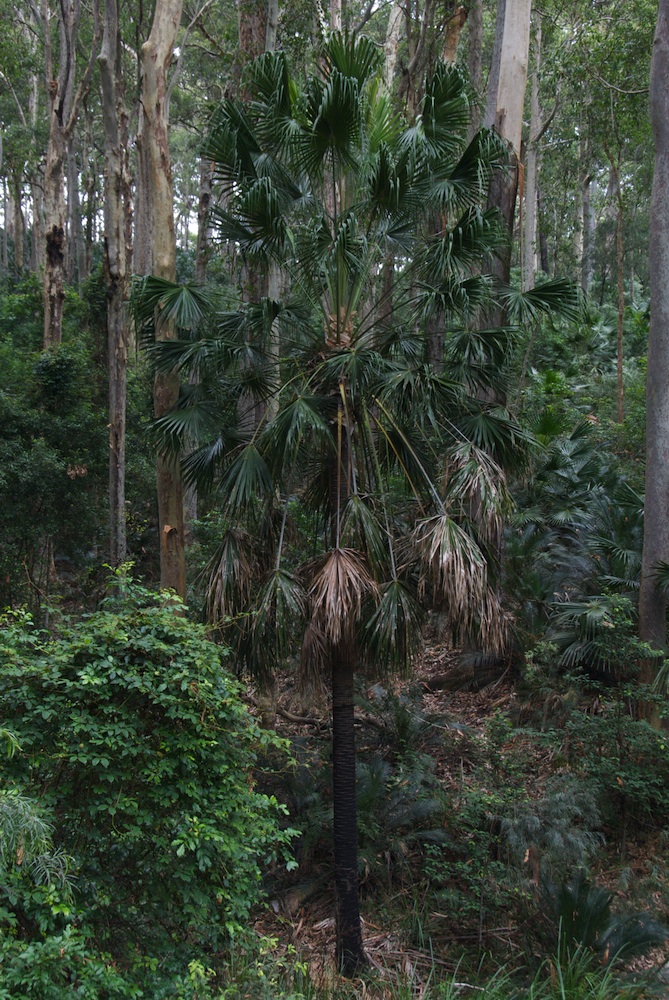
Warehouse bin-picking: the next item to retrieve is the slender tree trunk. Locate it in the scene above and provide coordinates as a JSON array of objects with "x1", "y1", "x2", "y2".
[
  {"x1": 13, "y1": 179, "x2": 24, "y2": 274},
  {"x1": 639, "y1": 0, "x2": 669, "y2": 727},
  {"x1": 523, "y1": 13, "x2": 541, "y2": 292},
  {"x1": 330, "y1": 0, "x2": 342, "y2": 33},
  {"x1": 615, "y1": 184, "x2": 625, "y2": 423},
  {"x1": 537, "y1": 184, "x2": 549, "y2": 274},
  {"x1": 1, "y1": 179, "x2": 7, "y2": 272},
  {"x1": 265, "y1": 0, "x2": 278, "y2": 51},
  {"x1": 99, "y1": 0, "x2": 128, "y2": 566},
  {"x1": 331, "y1": 642, "x2": 366, "y2": 976},
  {"x1": 485, "y1": 0, "x2": 532, "y2": 286},
  {"x1": 443, "y1": 6, "x2": 467, "y2": 62},
  {"x1": 41, "y1": 0, "x2": 100, "y2": 347},
  {"x1": 467, "y1": 0, "x2": 483, "y2": 135},
  {"x1": 605, "y1": 150, "x2": 625, "y2": 423},
  {"x1": 581, "y1": 171, "x2": 595, "y2": 294},
  {"x1": 138, "y1": 0, "x2": 186, "y2": 598},
  {"x1": 383, "y1": 2, "x2": 403, "y2": 90}
]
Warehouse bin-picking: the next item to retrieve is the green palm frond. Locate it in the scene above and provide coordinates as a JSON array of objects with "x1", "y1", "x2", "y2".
[
  {"x1": 264, "y1": 393, "x2": 332, "y2": 473},
  {"x1": 420, "y1": 62, "x2": 470, "y2": 158},
  {"x1": 202, "y1": 101, "x2": 260, "y2": 192},
  {"x1": 340, "y1": 494, "x2": 388, "y2": 569},
  {"x1": 221, "y1": 444, "x2": 273, "y2": 511},
  {"x1": 363, "y1": 578, "x2": 424, "y2": 675},
  {"x1": 500, "y1": 277, "x2": 581, "y2": 325},
  {"x1": 302, "y1": 71, "x2": 362, "y2": 175},
  {"x1": 322, "y1": 31, "x2": 382, "y2": 86},
  {"x1": 206, "y1": 527, "x2": 257, "y2": 623},
  {"x1": 132, "y1": 276, "x2": 214, "y2": 340},
  {"x1": 432, "y1": 129, "x2": 506, "y2": 211},
  {"x1": 248, "y1": 567, "x2": 307, "y2": 674}
]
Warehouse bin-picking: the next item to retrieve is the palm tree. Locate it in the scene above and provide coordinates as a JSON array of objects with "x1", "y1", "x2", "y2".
[{"x1": 138, "y1": 32, "x2": 574, "y2": 975}]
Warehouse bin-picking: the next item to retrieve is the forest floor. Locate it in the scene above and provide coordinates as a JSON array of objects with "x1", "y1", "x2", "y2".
[{"x1": 244, "y1": 634, "x2": 669, "y2": 997}]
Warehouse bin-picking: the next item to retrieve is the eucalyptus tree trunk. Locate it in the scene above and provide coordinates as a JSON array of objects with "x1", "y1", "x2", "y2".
[
  {"x1": 523, "y1": 13, "x2": 541, "y2": 292},
  {"x1": 443, "y1": 5, "x2": 467, "y2": 63},
  {"x1": 137, "y1": 0, "x2": 186, "y2": 598},
  {"x1": 485, "y1": 0, "x2": 532, "y2": 285},
  {"x1": 330, "y1": 0, "x2": 342, "y2": 32},
  {"x1": 639, "y1": 0, "x2": 669, "y2": 728},
  {"x1": 99, "y1": 0, "x2": 128, "y2": 566},
  {"x1": 41, "y1": 0, "x2": 100, "y2": 348},
  {"x1": 581, "y1": 171, "x2": 595, "y2": 294},
  {"x1": 383, "y1": 2, "x2": 403, "y2": 90},
  {"x1": 331, "y1": 641, "x2": 366, "y2": 975},
  {"x1": 605, "y1": 151, "x2": 625, "y2": 423},
  {"x1": 12, "y1": 178, "x2": 23, "y2": 274}
]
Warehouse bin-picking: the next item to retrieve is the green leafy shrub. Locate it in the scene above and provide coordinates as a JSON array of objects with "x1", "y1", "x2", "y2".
[{"x1": 0, "y1": 578, "x2": 296, "y2": 976}]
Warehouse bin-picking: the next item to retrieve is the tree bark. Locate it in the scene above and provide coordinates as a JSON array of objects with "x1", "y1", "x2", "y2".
[
  {"x1": 523, "y1": 13, "x2": 541, "y2": 292},
  {"x1": 99, "y1": 0, "x2": 128, "y2": 567},
  {"x1": 467, "y1": 0, "x2": 483, "y2": 135},
  {"x1": 484, "y1": 0, "x2": 532, "y2": 287},
  {"x1": 138, "y1": 0, "x2": 186, "y2": 598},
  {"x1": 41, "y1": 0, "x2": 100, "y2": 348},
  {"x1": 639, "y1": 0, "x2": 669, "y2": 727},
  {"x1": 331, "y1": 642, "x2": 366, "y2": 976},
  {"x1": 383, "y1": 2, "x2": 403, "y2": 91}
]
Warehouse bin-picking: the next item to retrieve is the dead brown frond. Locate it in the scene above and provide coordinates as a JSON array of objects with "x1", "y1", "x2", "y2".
[
  {"x1": 297, "y1": 620, "x2": 329, "y2": 707},
  {"x1": 309, "y1": 547, "x2": 379, "y2": 645},
  {"x1": 444, "y1": 443, "x2": 511, "y2": 545},
  {"x1": 412, "y1": 514, "x2": 487, "y2": 639},
  {"x1": 206, "y1": 527, "x2": 256, "y2": 623},
  {"x1": 478, "y1": 586, "x2": 510, "y2": 655}
]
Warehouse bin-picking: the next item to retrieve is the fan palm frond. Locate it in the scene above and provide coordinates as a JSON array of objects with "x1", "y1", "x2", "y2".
[
  {"x1": 363, "y1": 578, "x2": 424, "y2": 675},
  {"x1": 309, "y1": 548, "x2": 379, "y2": 644},
  {"x1": 500, "y1": 277, "x2": 581, "y2": 326}
]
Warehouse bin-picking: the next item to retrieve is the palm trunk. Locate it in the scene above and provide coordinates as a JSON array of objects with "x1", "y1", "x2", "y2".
[{"x1": 331, "y1": 642, "x2": 366, "y2": 976}]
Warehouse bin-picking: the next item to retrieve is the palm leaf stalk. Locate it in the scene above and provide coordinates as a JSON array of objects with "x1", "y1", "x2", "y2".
[{"x1": 144, "y1": 33, "x2": 575, "y2": 976}]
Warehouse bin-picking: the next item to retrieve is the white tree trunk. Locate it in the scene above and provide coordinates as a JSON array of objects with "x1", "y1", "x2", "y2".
[
  {"x1": 639, "y1": 0, "x2": 669, "y2": 726},
  {"x1": 523, "y1": 13, "x2": 541, "y2": 291},
  {"x1": 490, "y1": 0, "x2": 532, "y2": 156},
  {"x1": 99, "y1": 0, "x2": 128, "y2": 566},
  {"x1": 383, "y1": 2, "x2": 403, "y2": 90},
  {"x1": 138, "y1": 0, "x2": 186, "y2": 598}
]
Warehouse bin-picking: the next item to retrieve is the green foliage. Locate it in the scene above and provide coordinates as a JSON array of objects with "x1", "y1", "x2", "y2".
[
  {"x1": 0, "y1": 575, "x2": 296, "y2": 984},
  {"x1": 544, "y1": 873, "x2": 667, "y2": 964}
]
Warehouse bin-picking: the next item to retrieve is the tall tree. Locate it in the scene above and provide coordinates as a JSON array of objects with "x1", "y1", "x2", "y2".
[
  {"x1": 484, "y1": 0, "x2": 532, "y2": 285},
  {"x1": 40, "y1": 0, "x2": 100, "y2": 348},
  {"x1": 145, "y1": 35, "x2": 573, "y2": 972},
  {"x1": 136, "y1": 0, "x2": 186, "y2": 597},
  {"x1": 639, "y1": 0, "x2": 669, "y2": 727},
  {"x1": 99, "y1": 0, "x2": 128, "y2": 565}
]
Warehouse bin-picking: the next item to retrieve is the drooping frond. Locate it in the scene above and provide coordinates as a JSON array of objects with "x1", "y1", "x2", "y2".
[
  {"x1": 206, "y1": 528, "x2": 257, "y2": 623},
  {"x1": 363, "y1": 578, "x2": 424, "y2": 676},
  {"x1": 309, "y1": 548, "x2": 379, "y2": 644},
  {"x1": 412, "y1": 513, "x2": 488, "y2": 638},
  {"x1": 221, "y1": 444, "x2": 273, "y2": 511}
]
